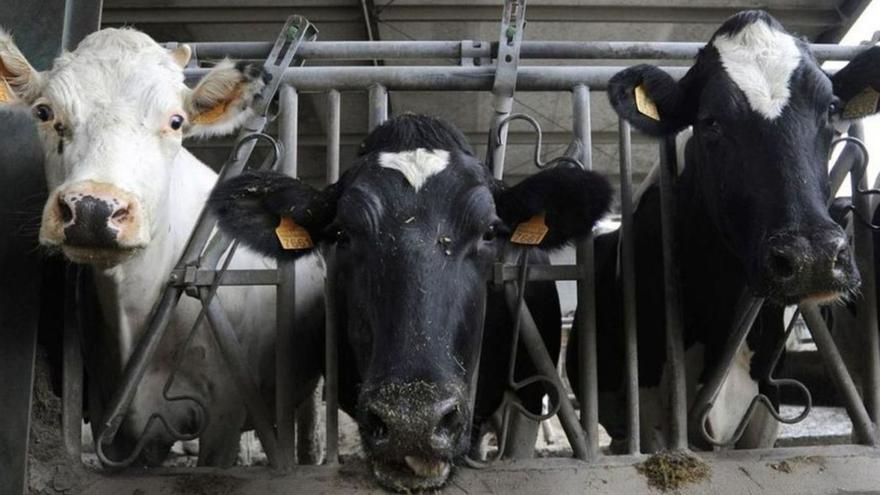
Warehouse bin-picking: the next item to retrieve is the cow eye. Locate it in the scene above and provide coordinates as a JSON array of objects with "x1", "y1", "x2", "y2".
[
  {"x1": 169, "y1": 114, "x2": 185, "y2": 131},
  {"x1": 828, "y1": 99, "x2": 841, "y2": 118},
  {"x1": 483, "y1": 224, "x2": 498, "y2": 241},
  {"x1": 700, "y1": 117, "x2": 722, "y2": 139},
  {"x1": 33, "y1": 104, "x2": 54, "y2": 122}
]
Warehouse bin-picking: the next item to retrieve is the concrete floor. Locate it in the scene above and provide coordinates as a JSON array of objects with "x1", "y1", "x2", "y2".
[{"x1": 77, "y1": 445, "x2": 880, "y2": 495}]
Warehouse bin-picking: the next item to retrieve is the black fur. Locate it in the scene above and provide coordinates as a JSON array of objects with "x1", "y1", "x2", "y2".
[
  {"x1": 713, "y1": 10, "x2": 785, "y2": 39},
  {"x1": 607, "y1": 64, "x2": 696, "y2": 136},
  {"x1": 831, "y1": 45, "x2": 880, "y2": 107},
  {"x1": 358, "y1": 113, "x2": 475, "y2": 156},
  {"x1": 496, "y1": 166, "x2": 612, "y2": 249},
  {"x1": 208, "y1": 170, "x2": 336, "y2": 260}
]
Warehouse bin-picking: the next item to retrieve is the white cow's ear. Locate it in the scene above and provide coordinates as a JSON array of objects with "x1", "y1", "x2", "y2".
[
  {"x1": 0, "y1": 29, "x2": 43, "y2": 104},
  {"x1": 184, "y1": 59, "x2": 265, "y2": 139}
]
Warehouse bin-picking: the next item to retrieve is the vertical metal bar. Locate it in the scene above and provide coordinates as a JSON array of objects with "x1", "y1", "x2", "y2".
[
  {"x1": 62, "y1": 0, "x2": 103, "y2": 51},
  {"x1": 503, "y1": 283, "x2": 589, "y2": 460},
  {"x1": 848, "y1": 123, "x2": 880, "y2": 426},
  {"x1": 572, "y1": 84, "x2": 598, "y2": 461},
  {"x1": 368, "y1": 83, "x2": 388, "y2": 131},
  {"x1": 617, "y1": 118, "x2": 640, "y2": 455},
  {"x1": 658, "y1": 136, "x2": 688, "y2": 450},
  {"x1": 801, "y1": 303, "x2": 879, "y2": 446},
  {"x1": 325, "y1": 89, "x2": 342, "y2": 464},
  {"x1": 327, "y1": 89, "x2": 342, "y2": 183},
  {"x1": 274, "y1": 85, "x2": 299, "y2": 469},
  {"x1": 62, "y1": 266, "x2": 83, "y2": 460}
]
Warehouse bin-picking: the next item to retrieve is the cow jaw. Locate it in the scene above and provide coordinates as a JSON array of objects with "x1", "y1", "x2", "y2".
[
  {"x1": 59, "y1": 245, "x2": 143, "y2": 269},
  {"x1": 371, "y1": 456, "x2": 452, "y2": 492}
]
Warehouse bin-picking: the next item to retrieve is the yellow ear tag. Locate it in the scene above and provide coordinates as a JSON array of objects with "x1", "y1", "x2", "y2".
[
  {"x1": 635, "y1": 84, "x2": 661, "y2": 121},
  {"x1": 510, "y1": 213, "x2": 549, "y2": 246},
  {"x1": 842, "y1": 87, "x2": 880, "y2": 120},
  {"x1": 275, "y1": 217, "x2": 314, "y2": 250}
]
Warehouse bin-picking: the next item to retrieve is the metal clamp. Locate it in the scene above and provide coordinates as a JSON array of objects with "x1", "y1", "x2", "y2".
[{"x1": 497, "y1": 113, "x2": 586, "y2": 170}]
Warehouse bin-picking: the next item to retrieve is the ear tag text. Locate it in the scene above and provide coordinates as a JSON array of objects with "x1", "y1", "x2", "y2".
[
  {"x1": 275, "y1": 217, "x2": 314, "y2": 250},
  {"x1": 635, "y1": 84, "x2": 661, "y2": 121},
  {"x1": 511, "y1": 213, "x2": 549, "y2": 246},
  {"x1": 842, "y1": 86, "x2": 880, "y2": 120}
]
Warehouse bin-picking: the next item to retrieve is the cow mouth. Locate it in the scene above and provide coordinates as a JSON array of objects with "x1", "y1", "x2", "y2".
[
  {"x1": 61, "y1": 245, "x2": 141, "y2": 268},
  {"x1": 371, "y1": 456, "x2": 452, "y2": 492}
]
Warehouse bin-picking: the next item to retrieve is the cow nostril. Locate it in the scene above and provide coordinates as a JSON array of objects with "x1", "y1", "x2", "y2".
[
  {"x1": 769, "y1": 251, "x2": 796, "y2": 280},
  {"x1": 111, "y1": 206, "x2": 130, "y2": 223},
  {"x1": 364, "y1": 409, "x2": 389, "y2": 446},
  {"x1": 431, "y1": 404, "x2": 464, "y2": 450},
  {"x1": 58, "y1": 197, "x2": 73, "y2": 224}
]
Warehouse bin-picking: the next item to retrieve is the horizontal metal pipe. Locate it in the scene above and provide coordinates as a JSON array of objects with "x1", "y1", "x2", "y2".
[
  {"x1": 185, "y1": 66, "x2": 689, "y2": 91},
  {"x1": 172, "y1": 40, "x2": 869, "y2": 62}
]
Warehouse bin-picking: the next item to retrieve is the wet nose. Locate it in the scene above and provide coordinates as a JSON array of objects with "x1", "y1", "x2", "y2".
[
  {"x1": 59, "y1": 190, "x2": 132, "y2": 248},
  {"x1": 361, "y1": 385, "x2": 468, "y2": 456},
  {"x1": 762, "y1": 227, "x2": 858, "y2": 298}
]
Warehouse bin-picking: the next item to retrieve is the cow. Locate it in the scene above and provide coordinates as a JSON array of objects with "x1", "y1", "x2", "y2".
[
  {"x1": 208, "y1": 113, "x2": 611, "y2": 490},
  {"x1": 568, "y1": 10, "x2": 878, "y2": 453},
  {"x1": 0, "y1": 28, "x2": 326, "y2": 466}
]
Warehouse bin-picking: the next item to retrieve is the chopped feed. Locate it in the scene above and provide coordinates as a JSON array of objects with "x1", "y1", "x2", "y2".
[{"x1": 636, "y1": 451, "x2": 711, "y2": 492}]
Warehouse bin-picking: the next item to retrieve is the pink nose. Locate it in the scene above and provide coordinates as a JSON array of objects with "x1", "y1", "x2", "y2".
[{"x1": 54, "y1": 186, "x2": 136, "y2": 248}]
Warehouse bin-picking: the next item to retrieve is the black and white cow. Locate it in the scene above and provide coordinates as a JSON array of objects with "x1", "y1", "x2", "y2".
[
  {"x1": 209, "y1": 113, "x2": 611, "y2": 490},
  {"x1": 569, "y1": 10, "x2": 878, "y2": 452},
  {"x1": 0, "y1": 28, "x2": 326, "y2": 466}
]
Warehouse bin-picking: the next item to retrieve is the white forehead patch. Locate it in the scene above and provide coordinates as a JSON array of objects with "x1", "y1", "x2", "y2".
[
  {"x1": 378, "y1": 148, "x2": 450, "y2": 191},
  {"x1": 713, "y1": 20, "x2": 802, "y2": 120}
]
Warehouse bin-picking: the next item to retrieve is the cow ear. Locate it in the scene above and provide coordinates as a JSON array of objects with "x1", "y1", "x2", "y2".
[
  {"x1": 831, "y1": 46, "x2": 880, "y2": 120},
  {"x1": 184, "y1": 60, "x2": 266, "y2": 139},
  {"x1": 0, "y1": 29, "x2": 42, "y2": 104},
  {"x1": 495, "y1": 166, "x2": 612, "y2": 250},
  {"x1": 608, "y1": 64, "x2": 694, "y2": 136},
  {"x1": 208, "y1": 171, "x2": 337, "y2": 260}
]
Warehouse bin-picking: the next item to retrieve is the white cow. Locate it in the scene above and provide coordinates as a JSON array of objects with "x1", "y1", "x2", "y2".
[{"x1": 0, "y1": 28, "x2": 325, "y2": 466}]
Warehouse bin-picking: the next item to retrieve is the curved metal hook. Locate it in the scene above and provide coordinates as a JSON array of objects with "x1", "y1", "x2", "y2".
[
  {"x1": 696, "y1": 308, "x2": 812, "y2": 447},
  {"x1": 497, "y1": 113, "x2": 586, "y2": 170},
  {"x1": 233, "y1": 132, "x2": 284, "y2": 172},
  {"x1": 96, "y1": 241, "x2": 241, "y2": 467}
]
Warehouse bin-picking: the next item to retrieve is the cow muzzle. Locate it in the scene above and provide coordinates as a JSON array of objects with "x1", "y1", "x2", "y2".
[
  {"x1": 40, "y1": 180, "x2": 149, "y2": 267},
  {"x1": 358, "y1": 381, "x2": 469, "y2": 491},
  {"x1": 757, "y1": 226, "x2": 860, "y2": 304}
]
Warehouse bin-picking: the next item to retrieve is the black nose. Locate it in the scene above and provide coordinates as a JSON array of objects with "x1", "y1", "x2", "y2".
[
  {"x1": 360, "y1": 383, "x2": 468, "y2": 457},
  {"x1": 61, "y1": 194, "x2": 127, "y2": 248},
  {"x1": 761, "y1": 227, "x2": 858, "y2": 299}
]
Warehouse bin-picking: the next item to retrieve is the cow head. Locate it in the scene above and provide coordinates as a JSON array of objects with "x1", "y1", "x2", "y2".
[
  {"x1": 608, "y1": 10, "x2": 876, "y2": 305},
  {"x1": 0, "y1": 28, "x2": 264, "y2": 267},
  {"x1": 209, "y1": 114, "x2": 610, "y2": 490}
]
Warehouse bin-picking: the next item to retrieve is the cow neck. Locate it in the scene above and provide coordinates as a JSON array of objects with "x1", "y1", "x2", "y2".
[
  {"x1": 674, "y1": 158, "x2": 748, "y2": 349},
  {"x1": 91, "y1": 149, "x2": 218, "y2": 370}
]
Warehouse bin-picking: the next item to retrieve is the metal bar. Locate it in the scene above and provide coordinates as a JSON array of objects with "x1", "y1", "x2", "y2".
[
  {"x1": 275, "y1": 84, "x2": 299, "y2": 469},
  {"x1": 173, "y1": 40, "x2": 869, "y2": 62},
  {"x1": 617, "y1": 118, "x2": 640, "y2": 455},
  {"x1": 800, "y1": 303, "x2": 880, "y2": 446},
  {"x1": 62, "y1": 0, "x2": 103, "y2": 51},
  {"x1": 185, "y1": 66, "x2": 691, "y2": 92},
  {"x1": 327, "y1": 90, "x2": 342, "y2": 184},
  {"x1": 62, "y1": 266, "x2": 83, "y2": 460},
  {"x1": 324, "y1": 89, "x2": 342, "y2": 464},
  {"x1": 324, "y1": 249, "x2": 340, "y2": 465},
  {"x1": 202, "y1": 293, "x2": 283, "y2": 466},
  {"x1": 572, "y1": 84, "x2": 599, "y2": 461},
  {"x1": 169, "y1": 269, "x2": 280, "y2": 287},
  {"x1": 657, "y1": 136, "x2": 688, "y2": 450},
  {"x1": 368, "y1": 84, "x2": 388, "y2": 131},
  {"x1": 487, "y1": 0, "x2": 527, "y2": 179},
  {"x1": 503, "y1": 283, "x2": 590, "y2": 460},
  {"x1": 848, "y1": 123, "x2": 880, "y2": 426}
]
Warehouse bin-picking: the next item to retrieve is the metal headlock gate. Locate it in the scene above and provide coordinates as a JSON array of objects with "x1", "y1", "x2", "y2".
[{"x1": 25, "y1": 0, "x2": 880, "y2": 492}]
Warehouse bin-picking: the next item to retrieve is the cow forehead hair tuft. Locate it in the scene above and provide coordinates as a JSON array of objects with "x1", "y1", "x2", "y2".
[
  {"x1": 378, "y1": 148, "x2": 450, "y2": 191},
  {"x1": 710, "y1": 15, "x2": 802, "y2": 120}
]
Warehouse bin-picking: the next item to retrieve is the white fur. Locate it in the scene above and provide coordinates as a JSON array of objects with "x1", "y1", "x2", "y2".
[
  {"x1": 705, "y1": 345, "x2": 760, "y2": 443},
  {"x1": 9, "y1": 28, "x2": 318, "y2": 465},
  {"x1": 713, "y1": 20, "x2": 802, "y2": 120},
  {"x1": 379, "y1": 148, "x2": 450, "y2": 191}
]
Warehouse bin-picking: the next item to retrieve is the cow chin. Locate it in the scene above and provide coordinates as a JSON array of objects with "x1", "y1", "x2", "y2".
[
  {"x1": 60, "y1": 245, "x2": 142, "y2": 268},
  {"x1": 371, "y1": 456, "x2": 453, "y2": 492}
]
